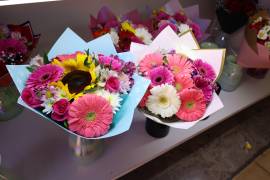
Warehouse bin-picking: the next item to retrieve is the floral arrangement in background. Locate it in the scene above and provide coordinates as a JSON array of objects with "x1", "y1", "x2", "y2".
[
  {"x1": 22, "y1": 51, "x2": 136, "y2": 138},
  {"x1": 0, "y1": 21, "x2": 40, "y2": 78},
  {"x1": 138, "y1": 51, "x2": 216, "y2": 122},
  {"x1": 89, "y1": 6, "x2": 152, "y2": 52},
  {"x1": 249, "y1": 16, "x2": 270, "y2": 52},
  {"x1": 149, "y1": 9, "x2": 202, "y2": 41}
]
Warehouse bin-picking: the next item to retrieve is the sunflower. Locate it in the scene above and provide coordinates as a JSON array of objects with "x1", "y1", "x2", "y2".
[{"x1": 50, "y1": 81, "x2": 75, "y2": 100}]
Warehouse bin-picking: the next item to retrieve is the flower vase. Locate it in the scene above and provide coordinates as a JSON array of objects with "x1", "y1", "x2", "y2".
[
  {"x1": 145, "y1": 118, "x2": 170, "y2": 138},
  {"x1": 0, "y1": 74, "x2": 23, "y2": 121},
  {"x1": 68, "y1": 135, "x2": 104, "y2": 161},
  {"x1": 218, "y1": 55, "x2": 243, "y2": 91},
  {"x1": 246, "y1": 68, "x2": 268, "y2": 79}
]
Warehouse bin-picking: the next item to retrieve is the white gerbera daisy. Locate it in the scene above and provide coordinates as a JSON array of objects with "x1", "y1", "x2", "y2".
[
  {"x1": 110, "y1": 29, "x2": 119, "y2": 46},
  {"x1": 135, "y1": 27, "x2": 153, "y2": 44},
  {"x1": 146, "y1": 84, "x2": 181, "y2": 118},
  {"x1": 95, "y1": 90, "x2": 122, "y2": 113},
  {"x1": 178, "y1": 23, "x2": 190, "y2": 34},
  {"x1": 257, "y1": 29, "x2": 268, "y2": 40}
]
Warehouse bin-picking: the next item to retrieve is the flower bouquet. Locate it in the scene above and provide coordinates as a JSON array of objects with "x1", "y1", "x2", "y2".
[
  {"x1": 216, "y1": 0, "x2": 257, "y2": 34},
  {"x1": 0, "y1": 21, "x2": 40, "y2": 83},
  {"x1": 0, "y1": 21, "x2": 40, "y2": 121},
  {"x1": 130, "y1": 26, "x2": 225, "y2": 138},
  {"x1": 7, "y1": 28, "x2": 150, "y2": 156},
  {"x1": 237, "y1": 10, "x2": 270, "y2": 79},
  {"x1": 148, "y1": 0, "x2": 211, "y2": 42},
  {"x1": 89, "y1": 6, "x2": 152, "y2": 52}
]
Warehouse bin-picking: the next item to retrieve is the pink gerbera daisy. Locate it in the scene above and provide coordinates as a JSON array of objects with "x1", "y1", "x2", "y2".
[
  {"x1": 26, "y1": 64, "x2": 63, "y2": 90},
  {"x1": 193, "y1": 59, "x2": 216, "y2": 81},
  {"x1": 193, "y1": 75, "x2": 214, "y2": 103},
  {"x1": 167, "y1": 54, "x2": 193, "y2": 76},
  {"x1": 174, "y1": 74, "x2": 194, "y2": 92},
  {"x1": 176, "y1": 89, "x2": 206, "y2": 122},
  {"x1": 67, "y1": 94, "x2": 113, "y2": 138},
  {"x1": 139, "y1": 53, "x2": 163, "y2": 75},
  {"x1": 148, "y1": 66, "x2": 174, "y2": 86}
]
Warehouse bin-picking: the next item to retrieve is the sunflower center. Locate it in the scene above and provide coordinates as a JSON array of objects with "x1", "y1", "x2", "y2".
[
  {"x1": 86, "y1": 112, "x2": 96, "y2": 121},
  {"x1": 158, "y1": 95, "x2": 170, "y2": 108},
  {"x1": 186, "y1": 101, "x2": 195, "y2": 109},
  {"x1": 62, "y1": 70, "x2": 92, "y2": 94}
]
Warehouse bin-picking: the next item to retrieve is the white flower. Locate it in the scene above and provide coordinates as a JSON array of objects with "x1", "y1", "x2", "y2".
[
  {"x1": 135, "y1": 27, "x2": 153, "y2": 44},
  {"x1": 262, "y1": 25, "x2": 270, "y2": 33},
  {"x1": 252, "y1": 16, "x2": 263, "y2": 25},
  {"x1": 95, "y1": 90, "x2": 122, "y2": 113},
  {"x1": 98, "y1": 68, "x2": 118, "y2": 87},
  {"x1": 118, "y1": 73, "x2": 131, "y2": 94},
  {"x1": 110, "y1": 29, "x2": 119, "y2": 46},
  {"x1": 265, "y1": 41, "x2": 270, "y2": 51},
  {"x1": 30, "y1": 55, "x2": 44, "y2": 67},
  {"x1": 146, "y1": 84, "x2": 181, "y2": 118},
  {"x1": 41, "y1": 99, "x2": 54, "y2": 114},
  {"x1": 178, "y1": 23, "x2": 190, "y2": 34},
  {"x1": 257, "y1": 29, "x2": 268, "y2": 40}
]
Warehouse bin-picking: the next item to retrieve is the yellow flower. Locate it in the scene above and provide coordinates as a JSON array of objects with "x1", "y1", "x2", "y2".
[
  {"x1": 50, "y1": 81, "x2": 75, "y2": 100},
  {"x1": 121, "y1": 21, "x2": 136, "y2": 34},
  {"x1": 51, "y1": 53, "x2": 93, "y2": 74}
]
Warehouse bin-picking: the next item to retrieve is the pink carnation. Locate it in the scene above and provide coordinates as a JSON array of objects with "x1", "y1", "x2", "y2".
[{"x1": 105, "y1": 76, "x2": 120, "y2": 93}]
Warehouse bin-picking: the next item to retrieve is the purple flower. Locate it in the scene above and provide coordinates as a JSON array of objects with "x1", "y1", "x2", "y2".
[
  {"x1": 123, "y1": 62, "x2": 136, "y2": 76},
  {"x1": 98, "y1": 54, "x2": 124, "y2": 71},
  {"x1": 193, "y1": 59, "x2": 216, "y2": 81},
  {"x1": 188, "y1": 23, "x2": 202, "y2": 41},
  {"x1": 173, "y1": 12, "x2": 187, "y2": 23},
  {"x1": 0, "y1": 39, "x2": 27, "y2": 54},
  {"x1": 156, "y1": 11, "x2": 170, "y2": 21},
  {"x1": 154, "y1": 21, "x2": 178, "y2": 37},
  {"x1": 193, "y1": 75, "x2": 214, "y2": 103},
  {"x1": 148, "y1": 66, "x2": 174, "y2": 86}
]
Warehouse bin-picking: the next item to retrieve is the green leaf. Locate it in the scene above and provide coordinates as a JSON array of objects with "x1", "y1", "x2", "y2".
[
  {"x1": 26, "y1": 66, "x2": 35, "y2": 72},
  {"x1": 43, "y1": 53, "x2": 50, "y2": 64},
  {"x1": 63, "y1": 121, "x2": 68, "y2": 128}
]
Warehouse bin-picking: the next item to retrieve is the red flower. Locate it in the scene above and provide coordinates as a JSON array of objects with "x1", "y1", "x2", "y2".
[
  {"x1": 92, "y1": 28, "x2": 110, "y2": 38},
  {"x1": 118, "y1": 30, "x2": 143, "y2": 52},
  {"x1": 51, "y1": 99, "x2": 70, "y2": 121},
  {"x1": 21, "y1": 88, "x2": 42, "y2": 108},
  {"x1": 173, "y1": 12, "x2": 187, "y2": 23}
]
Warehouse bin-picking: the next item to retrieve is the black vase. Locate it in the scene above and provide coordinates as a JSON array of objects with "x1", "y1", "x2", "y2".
[
  {"x1": 216, "y1": 8, "x2": 248, "y2": 34},
  {"x1": 145, "y1": 118, "x2": 170, "y2": 138}
]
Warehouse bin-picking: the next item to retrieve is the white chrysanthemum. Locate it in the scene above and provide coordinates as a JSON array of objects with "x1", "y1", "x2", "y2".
[
  {"x1": 95, "y1": 90, "x2": 122, "y2": 113},
  {"x1": 253, "y1": 16, "x2": 263, "y2": 25},
  {"x1": 41, "y1": 99, "x2": 54, "y2": 114},
  {"x1": 30, "y1": 54, "x2": 44, "y2": 67},
  {"x1": 110, "y1": 29, "x2": 119, "y2": 46},
  {"x1": 146, "y1": 84, "x2": 181, "y2": 118},
  {"x1": 135, "y1": 27, "x2": 153, "y2": 44},
  {"x1": 178, "y1": 23, "x2": 190, "y2": 34},
  {"x1": 98, "y1": 68, "x2": 118, "y2": 87},
  {"x1": 118, "y1": 73, "x2": 131, "y2": 94},
  {"x1": 257, "y1": 29, "x2": 268, "y2": 40}
]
